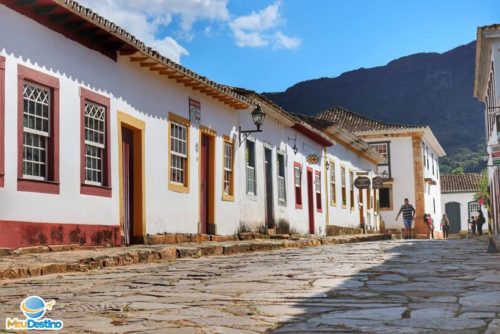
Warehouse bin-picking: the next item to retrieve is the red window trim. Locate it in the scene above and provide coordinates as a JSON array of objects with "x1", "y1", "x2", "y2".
[
  {"x1": 294, "y1": 162, "x2": 303, "y2": 209},
  {"x1": 17, "y1": 65, "x2": 60, "y2": 194},
  {"x1": 80, "y1": 87, "x2": 112, "y2": 197},
  {"x1": 0, "y1": 57, "x2": 5, "y2": 187},
  {"x1": 315, "y1": 170, "x2": 322, "y2": 213}
]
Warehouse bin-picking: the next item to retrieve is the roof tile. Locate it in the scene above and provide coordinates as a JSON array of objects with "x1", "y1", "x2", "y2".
[{"x1": 441, "y1": 173, "x2": 482, "y2": 193}]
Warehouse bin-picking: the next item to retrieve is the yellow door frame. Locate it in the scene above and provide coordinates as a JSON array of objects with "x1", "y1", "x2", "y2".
[{"x1": 117, "y1": 111, "x2": 146, "y2": 243}]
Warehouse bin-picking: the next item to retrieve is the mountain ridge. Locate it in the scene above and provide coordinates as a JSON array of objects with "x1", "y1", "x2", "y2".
[{"x1": 263, "y1": 41, "x2": 485, "y2": 172}]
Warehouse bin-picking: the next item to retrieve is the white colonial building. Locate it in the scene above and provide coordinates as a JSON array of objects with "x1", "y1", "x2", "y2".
[
  {"x1": 0, "y1": 0, "x2": 383, "y2": 249},
  {"x1": 474, "y1": 24, "x2": 500, "y2": 234},
  {"x1": 316, "y1": 107, "x2": 446, "y2": 237},
  {"x1": 441, "y1": 173, "x2": 488, "y2": 233}
]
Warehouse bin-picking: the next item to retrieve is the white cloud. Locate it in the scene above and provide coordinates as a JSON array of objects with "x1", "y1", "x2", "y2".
[
  {"x1": 78, "y1": 0, "x2": 229, "y2": 63},
  {"x1": 77, "y1": 0, "x2": 301, "y2": 62},
  {"x1": 229, "y1": 1, "x2": 301, "y2": 50}
]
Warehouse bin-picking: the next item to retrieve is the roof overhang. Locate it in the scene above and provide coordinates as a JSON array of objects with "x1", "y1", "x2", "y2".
[
  {"x1": 292, "y1": 123, "x2": 334, "y2": 147},
  {"x1": 1, "y1": 0, "x2": 251, "y2": 109},
  {"x1": 474, "y1": 25, "x2": 500, "y2": 100},
  {"x1": 324, "y1": 124, "x2": 385, "y2": 165}
]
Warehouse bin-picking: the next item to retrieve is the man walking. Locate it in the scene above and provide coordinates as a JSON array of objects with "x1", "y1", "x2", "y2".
[{"x1": 395, "y1": 198, "x2": 416, "y2": 239}]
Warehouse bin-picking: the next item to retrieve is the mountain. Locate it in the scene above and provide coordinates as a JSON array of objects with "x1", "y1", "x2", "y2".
[{"x1": 263, "y1": 42, "x2": 485, "y2": 172}]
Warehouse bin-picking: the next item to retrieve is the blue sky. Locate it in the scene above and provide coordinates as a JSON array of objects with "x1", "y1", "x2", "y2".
[{"x1": 80, "y1": 0, "x2": 498, "y2": 92}]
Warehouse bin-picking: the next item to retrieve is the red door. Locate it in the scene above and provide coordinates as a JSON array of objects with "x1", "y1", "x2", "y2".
[
  {"x1": 307, "y1": 169, "x2": 315, "y2": 234},
  {"x1": 122, "y1": 128, "x2": 134, "y2": 245},
  {"x1": 200, "y1": 135, "x2": 209, "y2": 234}
]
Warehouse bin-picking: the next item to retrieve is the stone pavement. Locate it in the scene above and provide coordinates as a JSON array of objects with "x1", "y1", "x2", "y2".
[
  {"x1": 0, "y1": 234, "x2": 386, "y2": 281},
  {"x1": 1, "y1": 238, "x2": 500, "y2": 333}
]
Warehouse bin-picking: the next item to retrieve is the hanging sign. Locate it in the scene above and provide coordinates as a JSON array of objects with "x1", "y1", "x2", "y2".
[
  {"x1": 306, "y1": 154, "x2": 320, "y2": 165},
  {"x1": 354, "y1": 176, "x2": 371, "y2": 189},
  {"x1": 372, "y1": 176, "x2": 384, "y2": 189},
  {"x1": 189, "y1": 99, "x2": 201, "y2": 126}
]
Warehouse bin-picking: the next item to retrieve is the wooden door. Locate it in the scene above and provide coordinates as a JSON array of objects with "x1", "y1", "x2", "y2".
[
  {"x1": 446, "y1": 202, "x2": 461, "y2": 233},
  {"x1": 122, "y1": 128, "x2": 134, "y2": 245},
  {"x1": 359, "y1": 189, "x2": 365, "y2": 229},
  {"x1": 307, "y1": 169, "x2": 315, "y2": 234},
  {"x1": 264, "y1": 148, "x2": 274, "y2": 228},
  {"x1": 200, "y1": 135, "x2": 209, "y2": 234}
]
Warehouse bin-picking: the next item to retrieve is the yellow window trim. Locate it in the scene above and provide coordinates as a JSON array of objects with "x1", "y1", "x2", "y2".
[
  {"x1": 222, "y1": 134, "x2": 235, "y2": 202},
  {"x1": 168, "y1": 112, "x2": 190, "y2": 193}
]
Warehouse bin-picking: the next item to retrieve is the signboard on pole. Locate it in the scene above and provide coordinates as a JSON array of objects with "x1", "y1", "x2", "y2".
[
  {"x1": 372, "y1": 176, "x2": 384, "y2": 189},
  {"x1": 354, "y1": 176, "x2": 371, "y2": 189}
]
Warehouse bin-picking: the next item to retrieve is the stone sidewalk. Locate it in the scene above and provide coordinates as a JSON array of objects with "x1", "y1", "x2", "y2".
[{"x1": 0, "y1": 234, "x2": 388, "y2": 281}]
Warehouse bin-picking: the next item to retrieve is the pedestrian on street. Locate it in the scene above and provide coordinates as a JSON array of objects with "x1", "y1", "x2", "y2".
[
  {"x1": 441, "y1": 214, "x2": 450, "y2": 239},
  {"x1": 469, "y1": 217, "x2": 477, "y2": 235},
  {"x1": 477, "y1": 211, "x2": 486, "y2": 236},
  {"x1": 425, "y1": 214, "x2": 434, "y2": 239},
  {"x1": 395, "y1": 198, "x2": 416, "y2": 239}
]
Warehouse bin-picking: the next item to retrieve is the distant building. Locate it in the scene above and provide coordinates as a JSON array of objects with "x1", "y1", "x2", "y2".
[
  {"x1": 316, "y1": 107, "x2": 446, "y2": 237},
  {"x1": 441, "y1": 173, "x2": 488, "y2": 233},
  {"x1": 474, "y1": 24, "x2": 500, "y2": 234}
]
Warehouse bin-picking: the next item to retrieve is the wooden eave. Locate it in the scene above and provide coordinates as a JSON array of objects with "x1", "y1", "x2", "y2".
[{"x1": 1, "y1": 0, "x2": 252, "y2": 110}]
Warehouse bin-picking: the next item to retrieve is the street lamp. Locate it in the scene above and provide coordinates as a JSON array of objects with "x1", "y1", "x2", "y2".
[{"x1": 239, "y1": 105, "x2": 266, "y2": 145}]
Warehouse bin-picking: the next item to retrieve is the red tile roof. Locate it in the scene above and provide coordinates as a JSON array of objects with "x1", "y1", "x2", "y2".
[
  {"x1": 441, "y1": 173, "x2": 482, "y2": 193},
  {"x1": 316, "y1": 106, "x2": 423, "y2": 133}
]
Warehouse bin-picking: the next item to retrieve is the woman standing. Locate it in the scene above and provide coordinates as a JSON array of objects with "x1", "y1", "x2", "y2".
[
  {"x1": 441, "y1": 214, "x2": 450, "y2": 239},
  {"x1": 477, "y1": 211, "x2": 486, "y2": 236}
]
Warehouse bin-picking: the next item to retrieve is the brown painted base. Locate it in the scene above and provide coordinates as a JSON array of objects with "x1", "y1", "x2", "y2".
[{"x1": 0, "y1": 220, "x2": 121, "y2": 249}]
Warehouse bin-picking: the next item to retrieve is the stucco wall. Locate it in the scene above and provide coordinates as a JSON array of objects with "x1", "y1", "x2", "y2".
[{"x1": 441, "y1": 192, "x2": 488, "y2": 232}]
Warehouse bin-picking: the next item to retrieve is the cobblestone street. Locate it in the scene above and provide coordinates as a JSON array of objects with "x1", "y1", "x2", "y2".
[{"x1": 1, "y1": 238, "x2": 500, "y2": 333}]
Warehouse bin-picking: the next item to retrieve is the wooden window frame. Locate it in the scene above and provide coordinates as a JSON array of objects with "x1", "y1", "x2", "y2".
[
  {"x1": 379, "y1": 185, "x2": 393, "y2": 211},
  {"x1": 245, "y1": 139, "x2": 256, "y2": 195},
  {"x1": 222, "y1": 135, "x2": 235, "y2": 201},
  {"x1": 276, "y1": 151, "x2": 287, "y2": 205},
  {"x1": 315, "y1": 170, "x2": 322, "y2": 212},
  {"x1": 349, "y1": 170, "x2": 355, "y2": 211},
  {"x1": 329, "y1": 160, "x2": 336, "y2": 206},
  {"x1": 168, "y1": 112, "x2": 190, "y2": 193},
  {"x1": 0, "y1": 57, "x2": 4, "y2": 187},
  {"x1": 294, "y1": 162, "x2": 303, "y2": 209},
  {"x1": 80, "y1": 88, "x2": 111, "y2": 197},
  {"x1": 341, "y1": 165, "x2": 347, "y2": 208},
  {"x1": 17, "y1": 65, "x2": 60, "y2": 194}
]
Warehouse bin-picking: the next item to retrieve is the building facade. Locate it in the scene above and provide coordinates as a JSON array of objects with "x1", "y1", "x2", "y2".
[
  {"x1": 317, "y1": 107, "x2": 446, "y2": 237},
  {"x1": 441, "y1": 173, "x2": 488, "y2": 233},
  {"x1": 474, "y1": 24, "x2": 500, "y2": 234},
  {"x1": 0, "y1": 1, "x2": 383, "y2": 249}
]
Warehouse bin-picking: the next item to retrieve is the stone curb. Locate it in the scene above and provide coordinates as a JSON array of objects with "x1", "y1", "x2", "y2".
[{"x1": 0, "y1": 234, "x2": 389, "y2": 281}]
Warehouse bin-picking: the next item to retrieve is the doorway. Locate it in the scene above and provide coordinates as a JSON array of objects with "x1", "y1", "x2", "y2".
[
  {"x1": 264, "y1": 147, "x2": 274, "y2": 228},
  {"x1": 359, "y1": 189, "x2": 365, "y2": 230},
  {"x1": 307, "y1": 168, "x2": 315, "y2": 234},
  {"x1": 445, "y1": 202, "x2": 461, "y2": 233},
  {"x1": 118, "y1": 112, "x2": 145, "y2": 245},
  {"x1": 199, "y1": 130, "x2": 215, "y2": 235}
]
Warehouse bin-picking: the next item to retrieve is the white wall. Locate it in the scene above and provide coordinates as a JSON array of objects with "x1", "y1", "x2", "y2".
[
  {"x1": 0, "y1": 5, "x2": 242, "y2": 235},
  {"x1": 325, "y1": 142, "x2": 379, "y2": 231},
  {"x1": 422, "y1": 140, "x2": 443, "y2": 231},
  {"x1": 441, "y1": 192, "x2": 488, "y2": 232}
]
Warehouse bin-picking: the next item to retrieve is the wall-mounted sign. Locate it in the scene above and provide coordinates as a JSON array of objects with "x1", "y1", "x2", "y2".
[
  {"x1": 372, "y1": 176, "x2": 384, "y2": 189},
  {"x1": 189, "y1": 99, "x2": 201, "y2": 126},
  {"x1": 354, "y1": 176, "x2": 371, "y2": 189},
  {"x1": 306, "y1": 154, "x2": 320, "y2": 165}
]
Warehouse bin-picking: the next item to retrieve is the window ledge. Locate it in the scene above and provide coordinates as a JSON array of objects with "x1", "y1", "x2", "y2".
[
  {"x1": 81, "y1": 183, "x2": 112, "y2": 197},
  {"x1": 222, "y1": 194, "x2": 235, "y2": 202},
  {"x1": 317, "y1": 208, "x2": 323, "y2": 213},
  {"x1": 18, "y1": 178, "x2": 60, "y2": 194},
  {"x1": 169, "y1": 183, "x2": 189, "y2": 193},
  {"x1": 330, "y1": 202, "x2": 336, "y2": 207},
  {"x1": 278, "y1": 201, "x2": 287, "y2": 207},
  {"x1": 295, "y1": 203, "x2": 303, "y2": 209}
]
